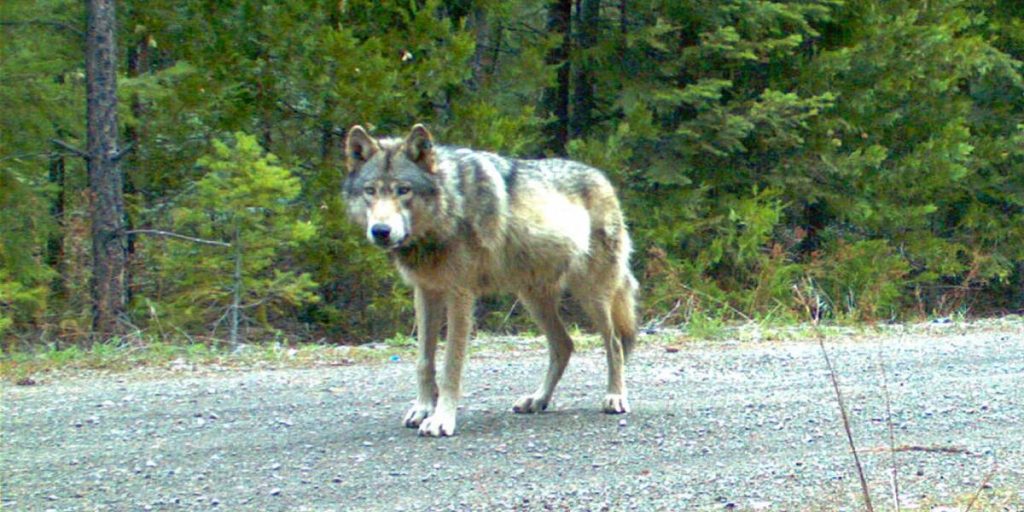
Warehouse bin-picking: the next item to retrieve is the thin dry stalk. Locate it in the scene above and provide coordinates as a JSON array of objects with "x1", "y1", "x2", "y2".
[
  {"x1": 877, "y1": 344, "x2": 901, "y2": 512},
  {"x1": 962, "y1": 461, "x2": 998, "y2": 512},
  {"x1": 794, "y1": 282, "x2": 875, "y2": 512},
  {"x1": 818, "y1": 335, "x2": 875, "y2": 512}
]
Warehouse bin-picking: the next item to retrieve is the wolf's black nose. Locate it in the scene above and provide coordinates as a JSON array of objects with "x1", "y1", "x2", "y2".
[{"x1": 370, "y1": 224, "x2": 392, "y2": 242}]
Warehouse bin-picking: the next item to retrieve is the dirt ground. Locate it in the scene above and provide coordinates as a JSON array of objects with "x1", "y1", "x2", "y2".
[{"x1": 3, "y1": 319, "x2": 1023, "y2": 511}]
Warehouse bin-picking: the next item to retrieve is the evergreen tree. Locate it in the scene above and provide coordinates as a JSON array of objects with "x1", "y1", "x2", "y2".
[
  {"x1": 151, "y1": 133, "x2": 317, "y2": 343},
  {"x1": 0, "y1": 0, "x2": 83, "y2": 340}
]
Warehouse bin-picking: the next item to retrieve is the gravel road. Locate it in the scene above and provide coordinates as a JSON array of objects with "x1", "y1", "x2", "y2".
[{"x1": 3, "y1": 321, "x2": 1023, "y2": 511}]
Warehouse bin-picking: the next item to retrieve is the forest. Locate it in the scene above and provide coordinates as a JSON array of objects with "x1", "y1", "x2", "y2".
[{"x1": 1, "y1": 0, "x2": 1022, "y2": 348}]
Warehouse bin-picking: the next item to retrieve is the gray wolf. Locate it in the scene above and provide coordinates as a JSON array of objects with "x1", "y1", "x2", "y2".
[{"x1": 343, "y1": 124, "x2": 638, "y2": 437}]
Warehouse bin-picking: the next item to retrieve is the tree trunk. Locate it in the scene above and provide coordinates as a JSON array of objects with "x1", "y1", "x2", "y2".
[
  {"x1": 229, "y1": 228, "x2": 243, "y2": 345},
  {"x1": 86, "y1": 0, "x2": 126, "y2": 340},
  {"x1": 619, "y1": 0, "x2": 627, "y2": 34},
  {"x1": 124, "y1": 32, "x2": 149, "y2": 308},
  {"x1": 540, "y1": 0, "x2": 572, "y2": 156},
  {"x1": 571, "y1": 0, "x2": 601, "y2": 138},
  {"x1": 469, "y1": 7, "x2": 491, "y2": 90},
  {"x1": 46, "y1": 150, "x2": 66, "y2": 300}
]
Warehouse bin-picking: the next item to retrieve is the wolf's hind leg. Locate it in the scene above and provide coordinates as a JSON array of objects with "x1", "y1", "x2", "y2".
[
  {"x1": 582, "y1": 297, "x2": 630, "y2": 414},
  {"x1": 513, "y1": 291, "x2": 574, "y2": 414},
  {"x1": 611, "y1": 274, "x2": 638, "y2": 359},
  {"x1": 404, "y1": 286, "x2": 444, "y2": 428}
]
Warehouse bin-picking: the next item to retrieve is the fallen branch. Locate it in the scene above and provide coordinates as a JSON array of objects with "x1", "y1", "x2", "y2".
[
  {"x1": 126, "y1": 229, "x2": 230, "y2": 247},
  {"x1": 865, "y1": 445, "x2": 972, "y2": 455}
]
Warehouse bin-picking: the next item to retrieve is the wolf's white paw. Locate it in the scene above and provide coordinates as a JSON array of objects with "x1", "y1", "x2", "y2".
[
  {"x1": 403, "y1": 404, "x2": 433, "y2": 428},
  {"x1": 512, "y1": 394, "x2": 549, "y2": 414},
  {"x1": 418, "y1": 410, "x2": 457, "y2": 437},
  {"x1": 602, "y1": 394, "x2": 630, "y2": 414}
]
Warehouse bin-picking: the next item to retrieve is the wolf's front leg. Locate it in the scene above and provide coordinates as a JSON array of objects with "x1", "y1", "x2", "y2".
[
  {"x1": 404, "y1": 287, "x2": 444, "y2": 428},
  {"x1": 418, "y1": 291, "x2": 474, "y2": 437}
]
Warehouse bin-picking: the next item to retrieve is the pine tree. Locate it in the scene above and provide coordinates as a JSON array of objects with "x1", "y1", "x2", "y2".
[
  {"x1": 153, "y1": 133, "x2": 317, "y2": 343},
  {"x1": 0, "y1": 0, "x2": 83, "y2": 339}
]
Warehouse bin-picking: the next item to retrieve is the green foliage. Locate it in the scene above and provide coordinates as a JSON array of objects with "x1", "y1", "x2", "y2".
[
  {"x1": 147, "y1": 133, "x2": 318, "y2": 339},
  {"x1": 576, "y1": 0, "x2": 1024, "y2": 322},
  {"x1": 806, "y1": 239, "x2": 911, "y2": 320},
  {"x1": 0, "y1": 0, "x2": 82, "y2": 336},
  {"x1": 3, "y1": 0, "x2": 1022, "y2": 344}
]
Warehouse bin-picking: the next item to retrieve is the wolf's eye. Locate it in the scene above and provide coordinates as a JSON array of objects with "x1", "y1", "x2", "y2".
[
  {"x1": 363, "y1": 186, "x2": 375, "y2": 196},
  {"x1": 395, "y1": 186, "x2": 412, "y2": 196}
]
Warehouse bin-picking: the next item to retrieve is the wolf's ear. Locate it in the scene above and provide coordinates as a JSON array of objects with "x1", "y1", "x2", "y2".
[
  {"x1": 404, "y1": 123, "x2": 435, "y2": 173},
  {"x1": 345, "y1": 125, "x2": 378, "y2": 173}
]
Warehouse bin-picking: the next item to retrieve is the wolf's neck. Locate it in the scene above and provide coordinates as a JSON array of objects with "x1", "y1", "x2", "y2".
[{"x1": 393, "y1": 235, "x2": 450, "y2": 270}]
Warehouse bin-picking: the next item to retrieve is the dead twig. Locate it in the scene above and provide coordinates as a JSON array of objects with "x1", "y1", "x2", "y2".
[
  {"x1": 877, "y1": 341, "x2": 901, "y2": 512},
  {"x1": 641, "y1": 299, "x2": 681, "y2": 331},
  {"x1": 963, "y1": 461, "x2": 998, "y2": 512},
  {"x1": 126, "y1": 229, "x2": 230, "y2": 247},
  {"x1": 794, "y1": 282, "x2": 875, "y2": 512},
  {"x1": 864, "y1": 445, "x2": 972, "y2": 455}
]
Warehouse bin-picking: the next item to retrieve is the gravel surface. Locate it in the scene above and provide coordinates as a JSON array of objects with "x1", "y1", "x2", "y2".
[{"x1": 3, "y1": 322, "x2": 1023, "y2": 511}]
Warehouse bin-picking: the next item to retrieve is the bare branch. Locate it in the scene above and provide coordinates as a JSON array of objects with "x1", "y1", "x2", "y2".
[
  {"x1": 51, "y1": 139, "x2": 88, "y2": 159},
  {"x1": 0, "y1": 19, "x2": 84, "y2": 37},
  {"x1": 112, "y1": 142, "x2": 136, "y2": 162},
  {"x1": 126, "y1": 229, "x2": 230, "y2": 247}
]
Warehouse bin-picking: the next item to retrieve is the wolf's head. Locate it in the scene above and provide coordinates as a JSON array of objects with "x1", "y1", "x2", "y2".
[{"x1": 343, "y1": 124, "x2": 439, "y2": 250}]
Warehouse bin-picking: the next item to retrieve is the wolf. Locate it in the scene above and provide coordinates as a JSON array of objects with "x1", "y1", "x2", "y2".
[{"x1": 343, "y1": 124, "x2": 638, "y2": 437}]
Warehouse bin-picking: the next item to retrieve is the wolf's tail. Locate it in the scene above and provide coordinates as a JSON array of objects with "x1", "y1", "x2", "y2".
[{"x1": 612, "y1": 273, "x2": 639, "y2": 359}]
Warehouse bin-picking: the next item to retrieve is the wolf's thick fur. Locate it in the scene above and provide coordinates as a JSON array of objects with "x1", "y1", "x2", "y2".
[{"x1": 344, "y1": 124, "x2": 638, "y2": 437}]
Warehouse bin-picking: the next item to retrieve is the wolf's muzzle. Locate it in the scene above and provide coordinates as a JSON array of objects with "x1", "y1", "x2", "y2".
[{"x1": 370, "y1": 224, "x2": 392, "y2": 245}]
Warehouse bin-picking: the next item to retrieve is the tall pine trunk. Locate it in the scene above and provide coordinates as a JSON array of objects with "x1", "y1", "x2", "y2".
[
  {"x1": 86, "y1": 0, "x2": 126, "y2": 339},
  {"x1": 571, "y1": 0, "x2": 601, "y2": 138},
  {"x1": 540, "y1": 0, "x2": 572, "y2": 156}
]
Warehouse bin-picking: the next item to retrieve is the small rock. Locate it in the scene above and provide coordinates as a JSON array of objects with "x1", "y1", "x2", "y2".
[
  {"x1": 618, "y1": 419, "x2": 628, "y2": 427},
  {"x1": 269, "y1": 488, "x2": 281, "y2": 496}
]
